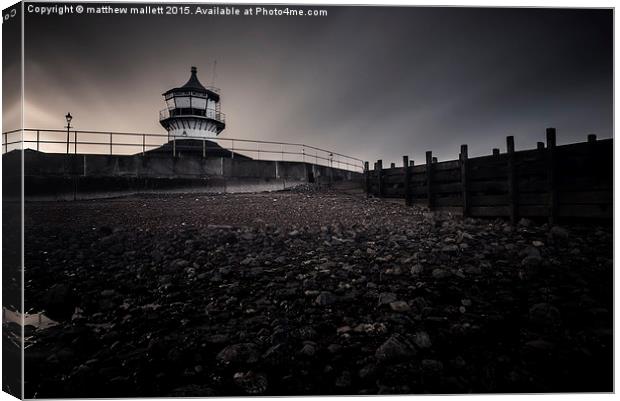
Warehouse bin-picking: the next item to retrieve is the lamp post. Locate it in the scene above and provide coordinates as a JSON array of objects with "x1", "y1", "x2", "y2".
[{"x1": 65, "y1": 112, "x2": 73, "y2": 154}]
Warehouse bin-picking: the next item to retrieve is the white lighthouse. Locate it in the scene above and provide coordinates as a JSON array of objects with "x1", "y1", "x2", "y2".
[{"x1": 159, "y1": 66, "x2": 225, "y2": 140}]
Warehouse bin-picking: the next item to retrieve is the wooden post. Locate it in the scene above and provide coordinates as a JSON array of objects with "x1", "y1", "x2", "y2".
[
  {"x1": 390, "y1": 162, "x2": 396, "y2": 168},
  {"x1": 537, "y1": 142, "x2": 545, "y2": 150},
  {"x1": 377, "y1": 159, "x2": 384, "y2": 197},
  {"x1": 426, "y1": 151, "x2": 433, "y2": 209},
  {"x1": 460, "y1": 145, "x2": 469, "y2": 217},
  {"x1": 492, "y1": 148, "x2": 500, "y2": 156},
  {"x1": 403, "y1": 156, "x2": 411, "y2": 206},
  {"x1": 36, "y1": 130, "x2": 40, "y2": 151},
  {"x1": 142, "y1": 134, "x2": 146, "y2": 155},
  {"x1": 587, "y1": 134, "x2": 597, "y2": 143},
  {"x1": 432, "y1": 156, "x2": 438, "y2": 164},
  {"x1": 507, "y1": 136, "x2": 517, "y2": 224},
  {"x1": 409, "y1": 160, "x2": 415, "y2": 167},
  {"x1": 546, "y1": 128, "x2": 557, "y2": 224},
  {"x1": 74, "y1": 131, "x2": 78, "y2": 154},
  {"x1": 364, "y1": 161, "x2": 370, "y2": 197},
  {"x1": 109, "y1": 133, "x2": 113, "y2": 155}
]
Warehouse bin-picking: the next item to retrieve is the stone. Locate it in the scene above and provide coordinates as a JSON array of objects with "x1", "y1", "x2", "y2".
[
  {"x1": 378, "y1": 292, "x2": 397, "y2": 306},
  {"x1": 233, "y1": 371, "x2": 268, "y2": 395},
  {"x1": 413, "y1": 331, "x2": 432, "y2": 349},
  {"x1": 315, "y1": 291, "x2": 337, "y2": 306},
  {"x1": 375, "y1": 334, "x2": 416, "y2": 363},
  {"x1": 389, "y1": 301, "x2": 410, "y2": 312},
  {"x1": 216, "y1": 343, "x2": 260, "y2": 366}
]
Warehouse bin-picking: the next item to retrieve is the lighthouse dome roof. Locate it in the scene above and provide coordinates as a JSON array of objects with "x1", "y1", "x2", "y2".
[
  {"x1": 181, "y1": 66, "x2": 207, "y2": 91},
  {"x1": 163, "y1": 66, "x2": 220, "y2": 101}
]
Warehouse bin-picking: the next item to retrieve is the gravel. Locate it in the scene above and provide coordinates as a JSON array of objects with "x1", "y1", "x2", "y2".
[{"x1": 22, "y1": 190, "x2": 612, "y2": 396}]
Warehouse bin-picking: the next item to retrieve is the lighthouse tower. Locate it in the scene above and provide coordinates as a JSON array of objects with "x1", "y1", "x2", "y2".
[{"x1": 159, "y1": 66, "x2": 225, "y2": 140}]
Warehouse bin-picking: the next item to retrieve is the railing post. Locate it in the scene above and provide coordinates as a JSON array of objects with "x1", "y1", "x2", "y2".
[
  {"x1": 173, "y1": 136, "x2": 176, "y2": 157},
  {"x1": 142, "y1": 134, "x2": 146, "y2": 155},
  {"x1": 74, "y1": 131, "x2": 78, "y2": 154},
  {"x1": 537, "y1": 142, "x2": 545, "y2": 150},
  {"x1": 3, "y1": 132, "x2": 6, "y2": 153},
  {"x1": 231, "y1": 140, "x2": 235, "y2": 159},
  {"x1": 36, "y1": 130, "x2": 40, "y2": 151},
  {"x1": 364, "y1": 161, "x2": 370, "y2": 197},
  {"x1": 587, "y1": 133, "x2": 597, "y2": 143},
  {"x1": 507, "y1": 136, "x2": 517, "y2": 224},
  {"x1": 66, "y1": 129, "x2": 70, "y2": 154},
  {"x1": 492, "y1": 148, "x2": 500, "y2": 156},
  {"x1": 409, "y1": 160, "x2": 415, "y2": 167},
  {"x1": 390, "y1": 162, "x2": 396, "y2": 168},
  {"x1": 202, "y1": 139, "x2": 206, "y2": 158},
  {"x1": 426, "y1": 151, "x2": 433, "y2": 210},
  {"x1": 282, "y1": 144, "x2": 285, "y2": 161},
  {"x1": 376, "y1": 159, "x2": 383, "y2": 197},
  {"x1": 109, "y1": 133, "x2": 113, "y2": 155},
  {"x1": 546, "y1": 128, "x2": 557, "y2": 224},
  {"x1": 460, "y1": 145, "x2": 469, "y2": 217},
  {"x1": 403, "y1": 155, "x2": 411, "y2": 206}
]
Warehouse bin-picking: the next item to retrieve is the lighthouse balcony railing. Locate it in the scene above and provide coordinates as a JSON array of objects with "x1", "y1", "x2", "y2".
[
  {"x1": 159, "y1": 108, "x2": 226, "y2": 124},
  {"x1": 1, "y1": 128, "x2": 365, "y2": 173}
]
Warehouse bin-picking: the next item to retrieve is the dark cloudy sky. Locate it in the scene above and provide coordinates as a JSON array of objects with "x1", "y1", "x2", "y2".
[{"x1": 21, "y1": 4, "x2": 612, "y2": 165}]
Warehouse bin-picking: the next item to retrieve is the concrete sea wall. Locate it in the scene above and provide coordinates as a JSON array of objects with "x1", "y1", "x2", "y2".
[{"x1": 6, "y1": 150, "x2": 363, "y2": 200}]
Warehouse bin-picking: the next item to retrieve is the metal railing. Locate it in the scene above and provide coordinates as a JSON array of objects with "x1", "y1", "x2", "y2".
[
  {"x1": 159, "y1": 108, "x2": 226, "y2": 124},
  {"x1": 2, "y1": 128, "x2": 364, "y2": 172}
]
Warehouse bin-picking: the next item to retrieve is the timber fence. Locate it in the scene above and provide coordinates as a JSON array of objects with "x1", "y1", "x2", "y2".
[{"x1": 364, "y1": 128, "x2": 612, "y2": 222}]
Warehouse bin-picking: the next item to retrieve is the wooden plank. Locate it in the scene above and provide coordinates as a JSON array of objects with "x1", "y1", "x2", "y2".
[
  {"x1": 469, "y1": 180, "x2": 509, "y2": 193},
  {"x1": 364, "y1": 161, "x2": 370, "y2": 197},
  {"x1": 518, "y1": 192, "x2": 549, "y2": 205},
  {"x1": 403, "y1": 155, "x2": 412, "y2": 206},
  {"x1": 433, "y1": 160, "x2": 461, "y2": 171},
  {"x1": 377, "y1": 159, "x2": 384, "y2": 197},
  {"x1": 507, "y1": 136, "x2": 517, "y2": 224},
  {"x1": 433, "y1": 182, "x2": 463, "y2": 194},
  {"x1": 432, "y1": 169, "x2": 461, "y2": 182},
  {"x1": 468, "y1": 166, "x2": 508, "y2": 180},
  {"x1": 426, "y1": 151, "x2": 433, "y2": 209},
  {"x1": 557, "y1": 204, "x2": 612, "y2": 218},
  {"x1": 460, "y1": 144, "x2": 469, "y2": 217},
  {"x1": 434, "y1": 196, "x2": 463, "y2": 207},
  {"x1": 518, "y1": 205, "x2": 549, "y2": 217},
  {"x1": 469, "y1": 206, "x2": 510, "y2": 217},
  {"x1": 470, "y1": 194, "x2": 509, "y2": 206},
  {"x1": 558, "y1": 190, "x2": 612, "y2": 204}
]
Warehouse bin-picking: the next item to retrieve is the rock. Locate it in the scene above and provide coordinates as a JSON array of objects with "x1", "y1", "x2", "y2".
[
  {"x1": 168, "y1": 385, "x2": 216, "y2": 397},
  {"x1": 529, "y1": 303, "x2": 561, "y2": 328},
  {"x1": 421, "y1": 359, "x2": 444, "y2": 375},
  {"x1": 216, "y1": 343, "x2": 260, "y2": 366},
  {"x1": 521, "y1": 246, "x2": 542, "y2": 267},
  {"x1": 335, "y1": 371, "x2": 352, "y2": 388},
  {"x1": 410, "y1": 264, "x2": 424, "y2": 275},
  {"x1": 378, "y1": 292, "x2": 397, "y2": 306},
  {"x1": 550, "y1": 226, "x2": 569, "y2": 241},
  {"x1": 389, "y1": 301, "x2": 410, "y2": 312},
  {"x1": 375, "y1": 334, "x2": 416, "y2": 363},
  {"x1": 315, "y1": 291, "x2": 337, "y2": 306},
  {"x1": 432, "y1": 268, "x2": 451, "y2": 279},
  {"x1": 441, "y1": 244, "x2": 459, "y2": 253},
  {"x1": 299, "y1": 342, "x2": 317, "y2": 357},
  {"x1": 413, "y1": 331, "x2": 432, "y2": 349},
  {"x1": 233, "y1": 371, "x2": 268, "y2": 395}
]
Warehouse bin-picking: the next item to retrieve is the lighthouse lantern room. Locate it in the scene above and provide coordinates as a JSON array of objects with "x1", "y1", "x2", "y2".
[{"x1": 159, "y1": 66, "x2": 225, "y2": 140}]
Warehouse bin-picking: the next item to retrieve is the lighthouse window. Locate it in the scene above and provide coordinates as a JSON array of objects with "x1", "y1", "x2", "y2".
[
  {"x1": 175, "y1": 96, "x2": 191, "y2": 108},
  {"x1": 192, "y1": 97, "x2": 207, "y2": 110}
]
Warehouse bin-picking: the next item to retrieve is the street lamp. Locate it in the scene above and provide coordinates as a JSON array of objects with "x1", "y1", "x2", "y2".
[{"x1": 65, "y1": 112, "x2": 73, "y2": 154}]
